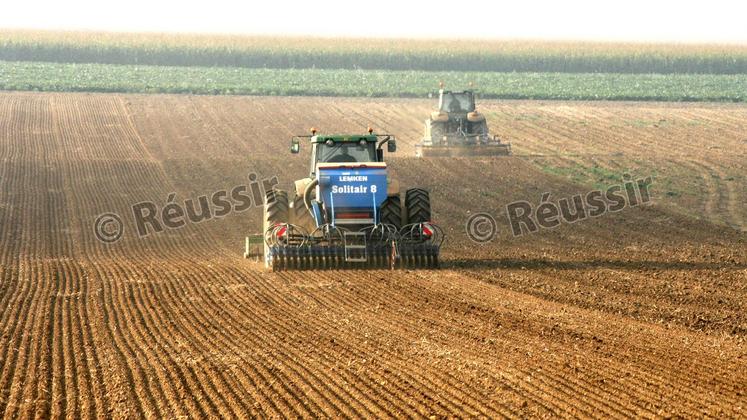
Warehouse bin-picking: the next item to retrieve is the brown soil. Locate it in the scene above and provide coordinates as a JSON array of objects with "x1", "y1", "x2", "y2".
[{"x1": 0, "y1": 92, "x2": 745, "y2": 418}]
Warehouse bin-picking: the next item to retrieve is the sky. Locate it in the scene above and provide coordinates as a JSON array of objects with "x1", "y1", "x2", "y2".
[{"x1": 1, "y1": 0, "x2": 746, "y2": 43}]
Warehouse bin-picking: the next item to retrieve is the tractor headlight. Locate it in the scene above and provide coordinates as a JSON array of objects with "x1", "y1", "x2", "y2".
[{"x1": 325, "y1": 140, "x2": 334, "y2": 147}]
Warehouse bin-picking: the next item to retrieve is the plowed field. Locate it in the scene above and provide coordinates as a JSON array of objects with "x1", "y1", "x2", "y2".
[{"x1": 1, "y1": 92, "x2": 745, "y2": 418}]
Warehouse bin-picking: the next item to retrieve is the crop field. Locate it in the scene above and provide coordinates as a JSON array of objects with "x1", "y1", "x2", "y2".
[
  {"x1": 1, "y1": 61, "x2": 746, "y2": 101},
  {"x1": 3, "y1": 30, "x2": 747, "y2": 73},
  {"x1": 2, "y1": 31, "x2": 747, "y2": 102},
  {"x1": 0, "y1": 92, "x2": 745, "y2": 417}
]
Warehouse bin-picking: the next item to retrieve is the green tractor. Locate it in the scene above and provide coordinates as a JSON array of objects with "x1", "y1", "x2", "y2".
[
  {"x1": 246, "y1": 129, "x2": 443, "y2": 271},
  {"x1": 417, "y1": 85, "x2": 511, "y2": 157}
]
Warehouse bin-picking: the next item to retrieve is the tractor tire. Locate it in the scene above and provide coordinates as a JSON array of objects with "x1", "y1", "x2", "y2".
[
  {"x1": 379, "y1": 195, "x2": 402, "y2": 228},
  {"x1": 464, "y1": 120, "x2": 487, "y2": 144},
  {"x1": 430, "y1": 122, "x2": 446, "y2": 146},
  {"x1": 405, "y1": 188, "x2": 431, "y2": 224},
  {"x1": 291, "y1": 194, "x2": 316, "y2": 231},
  {"x1": 264, "y1": 189, "x2": 289, "y2": 230},
  {"x1": 263, "y1": 189, "x2": 289, "y2": 270}
]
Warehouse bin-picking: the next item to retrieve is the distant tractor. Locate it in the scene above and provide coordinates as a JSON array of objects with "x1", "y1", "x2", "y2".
[
  {"x1": 417, "y1": 85, "x2": 511, "y2": 157},
  {"x1": 246, "y1": 129, "x2": 443, "y2": 271}
]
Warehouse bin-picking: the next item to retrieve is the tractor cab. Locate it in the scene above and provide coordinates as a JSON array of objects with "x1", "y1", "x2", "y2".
[
  {"x1": 287, "y1": 129, "x2": 399, "y2": 231},
  {"x1": 291, "y1": 131, "x2": 397, "y2": 177},
  {"x1": 438, "y1": 90, "x2": 476, "y2": 115}
]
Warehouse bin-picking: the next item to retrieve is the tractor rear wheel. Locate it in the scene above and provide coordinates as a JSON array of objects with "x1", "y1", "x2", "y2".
[
  {"x1": 471, "y1": 120, "x2": 488, "y2": 144},
  {"x1": 405, "y1": 188, "x2": 431, "y2": 224},
  {"x1": 430, "y1": 122, "x2": 446, "y2": 146},
  {"x1": 291, "y1": 194, "x2": 316, "y2": 231},
  {"x1": 264, "y1": 189, "x2": 289, "y2": 229},
  {"x1": 263, "y1": 189, "x2": 289, "y2": 270},
  {"x1": 379, "y1": 195, "x2": 402, "y2": 228}
]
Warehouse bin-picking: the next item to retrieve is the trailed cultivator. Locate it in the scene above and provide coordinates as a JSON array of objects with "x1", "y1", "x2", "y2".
[
  {"x1": 264, "y1": 222, "x2": 443, "y2": 271},
  {"x1": 245, "y1": 129, "x2": 444, "y2": 271},
  {"x1": 417, "y1": 83, "x2": 511, "y2": 158}
]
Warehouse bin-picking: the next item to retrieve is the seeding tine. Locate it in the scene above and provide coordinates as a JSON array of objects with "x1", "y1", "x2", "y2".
[{"x1": 270, "y1": 256, "x2": 278, "y2": 272}]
